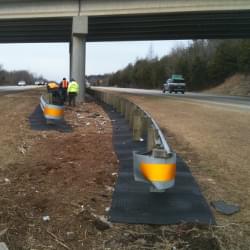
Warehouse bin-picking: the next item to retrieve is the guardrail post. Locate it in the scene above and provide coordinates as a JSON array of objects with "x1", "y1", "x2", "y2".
[
  {"x1": 147, "y1": 125, "x2": 157, "y2": 151},
  {"x1": 152, "y1": 148, "x2": 169, "y2": 159},
  {"x1": 108, "y1": 93, "x2": 111, "y2": 105},
  {"x1": 125, "y1": 101, "x2": 131, "y2": 121},
  {"x1": 133, "y1": 109, "x2": 143, "y2": 141},
  {"x1": 114, "y1": 96, "x2": 119, "y2": 111},
  {"x1": 124, "y1": 101, "x2": 128, "y2": 120},
  {"x1": 103, "y1": 93, "x2": 106, "y2": 103},
  {"x1": 141, "y1": 111, "x2": 149, "y2": 135},
  {"x1": 121, "y1": 99, "x2": 126, "y2": 115},
  {"x1": 117, "y1": 98, "x2": 121, "y2": 113},
  {"x1": 111, "y1": 95, "x2": 115, "y2": 108},
  {"x1": 48, "y1": 93, "x2": 53, "y2": 104},
  {"x1": 106, "y1": 93, "x2": 108, "y2": 104},
  {"x1": 129, "y1": 104, "x2": 136, "y2": 128},
  {"x1": 104, "y1": 93, "x2": 108, "y2": 104}
]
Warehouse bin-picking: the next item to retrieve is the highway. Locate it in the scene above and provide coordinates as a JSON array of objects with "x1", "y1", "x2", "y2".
[
  {"x1": 96, "y1": 87, "x2": 250, "y2": 111},
  {"x1": 0, "y1": 85, "x2": 41, "y2": 93}
]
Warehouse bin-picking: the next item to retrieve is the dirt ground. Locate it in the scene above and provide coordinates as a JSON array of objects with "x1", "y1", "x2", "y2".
[{"x1": 0, "y1": 89, "x2": 248, "y2": 250}]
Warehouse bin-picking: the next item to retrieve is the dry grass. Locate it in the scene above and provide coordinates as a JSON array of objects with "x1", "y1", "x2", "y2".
[
  {"x1": 120, "y1": 93, "x2": 250, "y2": 250},
  {"x1": 205, "y1": 73, "x2": 250, "y2": 96}
]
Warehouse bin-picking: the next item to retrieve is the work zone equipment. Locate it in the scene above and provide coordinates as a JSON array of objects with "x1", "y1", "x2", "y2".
[
  {"x1": 134, "y1": 150, "x2": 176, "y2": 190},
  {"x1": 40, "y1": 95, "x2": 64, "y2": 121},
  {"x1": 88, "y1": 89, "x2": 176, "y2": 192},
  {"x1": 40, "y1": 94, "x2": 64, "y2": 121},
  {"x1": 39, "y1": 81, "x2": 65, "y2": 122},
  {"x1": 47, "y1": 81, "x2": 64, "y2": 106}
]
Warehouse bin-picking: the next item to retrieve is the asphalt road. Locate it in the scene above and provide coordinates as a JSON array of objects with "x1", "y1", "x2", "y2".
[{"x1": 96, "y1": 87, "x2": 250, "y2": 111}]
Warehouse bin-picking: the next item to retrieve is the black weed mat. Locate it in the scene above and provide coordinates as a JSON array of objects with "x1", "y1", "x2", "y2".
[
  {"x1": 29, "y1": 105, "x2": 72, "y2": 132},
  {"x1": 105, "y1": 105, "x2": 215, "y2": 225}
]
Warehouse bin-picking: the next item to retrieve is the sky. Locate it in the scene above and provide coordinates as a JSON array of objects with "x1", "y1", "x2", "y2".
[{"x1": 0, "y1": 40, "x2": 189, "y2": 82}]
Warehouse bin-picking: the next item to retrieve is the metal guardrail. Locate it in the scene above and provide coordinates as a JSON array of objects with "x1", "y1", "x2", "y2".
[
  {"x1": 143, "y1": 109, "x2": 172, "y2": 154},
  {"x1": 89, "y1": 89, "x2": 177, "y2": 191},
  {"x1": 40, "y1": 95, "x2": 64, "y2": 121}
]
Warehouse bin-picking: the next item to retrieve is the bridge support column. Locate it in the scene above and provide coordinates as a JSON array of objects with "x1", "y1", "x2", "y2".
[
  {"x1": 71, "y1": 16, "x2": 88, "y2": 102},
  {"x1": 69, "y1": 42, "x2": 72, "y2": 78}
]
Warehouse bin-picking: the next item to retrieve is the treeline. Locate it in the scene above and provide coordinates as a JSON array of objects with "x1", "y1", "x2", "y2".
[
  {"x1": 109, "y1": 40, "x2": 250, "y2": 90},
  {"x1": 0, "y1": 65, "x2": 44, "y2": 85}
]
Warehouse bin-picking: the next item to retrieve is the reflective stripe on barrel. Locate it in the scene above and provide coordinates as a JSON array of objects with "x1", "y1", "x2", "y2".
[
  {"x1": 44, "y1": 106, "x2": 64, "y2": 119},
  {"x1": 140, "y1": 162, "x2": 176, "y2": 182}
]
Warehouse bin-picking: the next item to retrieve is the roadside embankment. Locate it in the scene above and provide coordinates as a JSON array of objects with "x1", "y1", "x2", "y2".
[
  {"x1": 108, "y1": 91, "x2": 250, "y2": 250},
  {"x1": 204, "y1": 73, "x2": 250, "y2": 96}
]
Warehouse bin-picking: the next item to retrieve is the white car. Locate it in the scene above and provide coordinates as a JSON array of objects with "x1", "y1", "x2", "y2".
[
  {"x1": 17, "y1": 81, "x2": 26, "y2": 86},
  {"x1": 34, "y1": 81, "x2": 45, "y2": 85}
]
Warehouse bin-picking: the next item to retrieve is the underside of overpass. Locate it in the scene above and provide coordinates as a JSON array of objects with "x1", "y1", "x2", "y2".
[{"x1": 1, "y1": 11, "x2": 250, "y2": 43}]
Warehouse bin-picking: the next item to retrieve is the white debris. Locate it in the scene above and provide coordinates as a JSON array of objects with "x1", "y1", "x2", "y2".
[
  {"x1": 135, "y1": 238, "x2": 147, "y2": 245},
  {"x1": 17, "y1": 145, "x2": 26, "y2": 154},
  {"x1": 105, "y1": 185, "x2": 114, "y2": 192},
  {"x1": 66, "y1": 231, "x2": 75, "y2": 240},
  {"x1": 72, "y1": 204, "x2": 85, "y2": 215},
  {"x1": 111, "y1": 172, "x2": 117, "y2": 176},
  {"x1": 207, "y1": 178, "x2": 216, "y2": 184},
  {"x1": 0, "y1": 228, "x2": 8, "y2": 237},
  {"x1": 42, "y1": 215, "x2": 50, "y2": 222},
  {"x1": 139, "y1": 138, "x2": 144, "y2": 142},
  {"x1": 105, "y1": 207, "x2": 110, "y2": 212},
  {"x1": 4, "y1": 178, "x2": 10, "y2": 184},
  {"x1": 91, "y1": 213, "x2": 112, "y2": 230}
]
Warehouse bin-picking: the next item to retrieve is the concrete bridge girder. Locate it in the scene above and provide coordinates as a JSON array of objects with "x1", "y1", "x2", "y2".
[{"x1": 0, "y1": 0, "x2": 250, "y2": 18}]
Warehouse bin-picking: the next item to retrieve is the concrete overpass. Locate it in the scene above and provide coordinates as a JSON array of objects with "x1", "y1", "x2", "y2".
[{"x1": 1, "y1": 0, "x2": 250, "y2": 100}]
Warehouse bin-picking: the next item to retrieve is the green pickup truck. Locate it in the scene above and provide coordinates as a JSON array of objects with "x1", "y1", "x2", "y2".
[{"x1": 163, "y1": 74, "x2": 186, "y2": 94}]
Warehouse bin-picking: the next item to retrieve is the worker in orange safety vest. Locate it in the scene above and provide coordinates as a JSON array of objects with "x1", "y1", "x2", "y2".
[{"x1": 59, "y1": 77, "x2": 69, "y2": 103}]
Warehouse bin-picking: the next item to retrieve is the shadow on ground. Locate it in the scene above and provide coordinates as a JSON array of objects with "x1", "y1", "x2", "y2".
[{"x1": 29, "y1": 105, "x2": 72, "y2": 132}]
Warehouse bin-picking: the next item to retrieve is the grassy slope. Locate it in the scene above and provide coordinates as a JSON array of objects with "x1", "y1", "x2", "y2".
[{"x1": 204, "y1": 74, "x2": 250, "y2": 96}]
